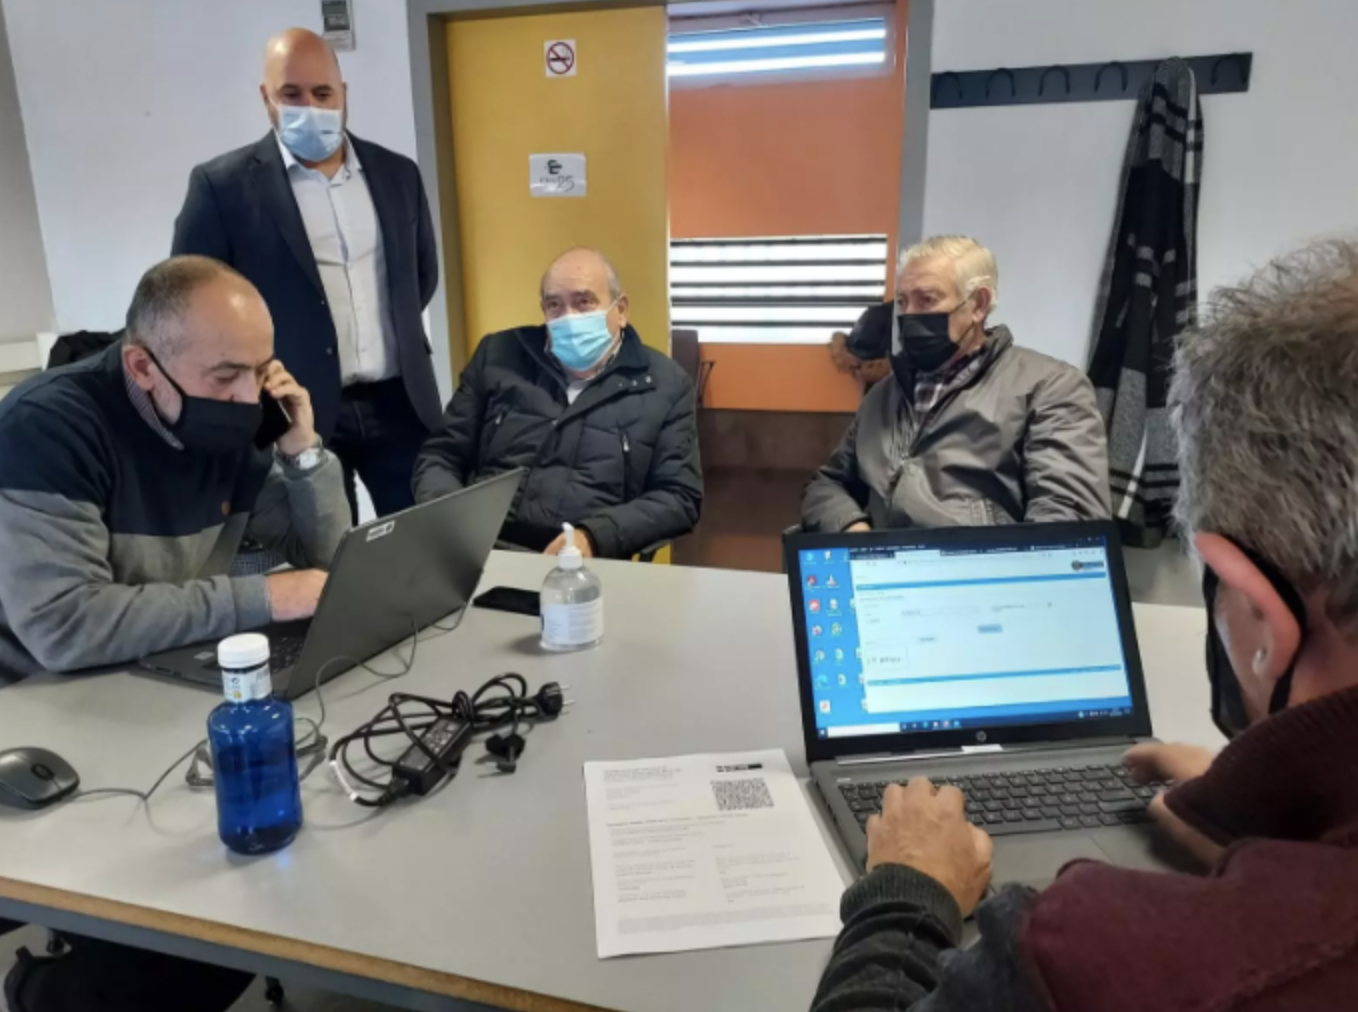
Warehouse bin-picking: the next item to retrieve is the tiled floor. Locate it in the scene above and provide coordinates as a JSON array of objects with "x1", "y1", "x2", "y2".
[{"x1": 673, "y1": 467, "x2": 807, "y2": 573}]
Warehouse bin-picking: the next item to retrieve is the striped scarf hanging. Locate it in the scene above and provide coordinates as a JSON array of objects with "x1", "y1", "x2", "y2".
[{"x1": 1087, "y1": 57, "x2": 1203, "y2": 548}]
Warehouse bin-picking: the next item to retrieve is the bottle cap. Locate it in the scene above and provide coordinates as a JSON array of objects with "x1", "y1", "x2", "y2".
[
  {"x1": 557, "y1": 523, "x2": 584, "y2": 571},
  {"x1": 218, "y1": 633, "x2": 270, "y2": 671}
]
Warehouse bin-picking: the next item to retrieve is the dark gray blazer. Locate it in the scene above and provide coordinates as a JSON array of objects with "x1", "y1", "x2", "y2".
[{"x1": 171, "y1": 133, "x2": 442, "y2": 438}]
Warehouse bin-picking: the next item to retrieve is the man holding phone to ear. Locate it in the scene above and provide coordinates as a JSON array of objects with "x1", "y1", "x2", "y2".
[
  {"x1": 0, "y1": 255, "x2": 349, "y2": 683},
  {"x1": 173, "y1": 27, "x2": 442, "y2": 522}
]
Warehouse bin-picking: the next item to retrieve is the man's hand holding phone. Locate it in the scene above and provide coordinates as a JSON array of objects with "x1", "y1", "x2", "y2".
[{"x1": 262, "y1": 360, "x2": 318, "y2": 457}]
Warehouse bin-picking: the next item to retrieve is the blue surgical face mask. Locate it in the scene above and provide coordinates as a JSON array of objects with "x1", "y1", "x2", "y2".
[
  {"x1": 275, "y1": 102, "x2": 344, "y2": 162},
  {"x1": 547, "y1": 305, "x2": 618, "y2": 374}
]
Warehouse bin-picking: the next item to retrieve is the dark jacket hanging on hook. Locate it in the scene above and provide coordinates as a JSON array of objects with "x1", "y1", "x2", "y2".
[{"x1": 1087, "y1": 57, "x2": 1202, "y2": 548}]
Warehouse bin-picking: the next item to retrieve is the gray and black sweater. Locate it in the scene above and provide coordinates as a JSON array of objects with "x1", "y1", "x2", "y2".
[
  {"x1": 0, "y1": 343, "x2": 349, "y2": 682},
  {"x1": 812, "y1": 867, "x2": 1047, "y2": 1012}
]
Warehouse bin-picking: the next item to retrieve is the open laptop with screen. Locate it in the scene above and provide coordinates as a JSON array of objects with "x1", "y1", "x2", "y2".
[
  {"x1": 787, "y1": 520, "x2": 1178, "y2": 888},
  {"x1": 141, "y1": 469, "x2": 524, "y2": 700}
]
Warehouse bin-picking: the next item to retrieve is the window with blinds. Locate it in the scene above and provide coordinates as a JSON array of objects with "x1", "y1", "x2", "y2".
[
  {"x1": 670, "y1": 235, "x2": 889, "y2": 345},
  {"x1": 667, "y1": 15, "x2": 890, "y2": 81}
]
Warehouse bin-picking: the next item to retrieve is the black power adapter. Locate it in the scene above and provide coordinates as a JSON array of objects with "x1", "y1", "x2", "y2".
[
  {"x1": 330, "y1": 676, "x2": 570, "y2": 807},
  {"x1": 392, "y1": 718, "x2": 476, "y2": 796}
]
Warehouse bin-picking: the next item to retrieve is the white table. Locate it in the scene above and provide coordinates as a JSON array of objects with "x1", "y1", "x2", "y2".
[{"x1": 0, "y1": 554, "x2": 1216, "y2": 1012}]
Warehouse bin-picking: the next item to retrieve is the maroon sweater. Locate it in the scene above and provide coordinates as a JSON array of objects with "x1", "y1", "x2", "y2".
[{"x1": 812, "y1": 685, "x2": 1358, "y2": 1012}]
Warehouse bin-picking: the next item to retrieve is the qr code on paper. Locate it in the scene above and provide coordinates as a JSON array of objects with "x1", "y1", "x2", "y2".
[{"x1": 711, "y1": 778, "x2": 774, "y2": 812}]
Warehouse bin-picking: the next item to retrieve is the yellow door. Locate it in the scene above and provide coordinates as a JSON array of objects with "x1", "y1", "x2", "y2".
[{"x1": 446, "y1": 7, "x2": 669, "y2": 358}]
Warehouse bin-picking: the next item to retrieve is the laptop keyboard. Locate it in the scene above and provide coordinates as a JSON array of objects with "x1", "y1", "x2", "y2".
[
  {"x1": 839, "y1": 763, "x2": 1165, "y2": 837},
  {"x1": 269, "y1": 633, "x2": 307, "y2": 673},
  {"x1": 198, "y1": 631, "x2": 307, "y2": 677}
]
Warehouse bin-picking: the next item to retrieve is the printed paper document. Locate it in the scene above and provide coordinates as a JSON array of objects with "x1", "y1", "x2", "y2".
[{"x1": 583, "y1": 748, "x2": 846, "y2": 958}]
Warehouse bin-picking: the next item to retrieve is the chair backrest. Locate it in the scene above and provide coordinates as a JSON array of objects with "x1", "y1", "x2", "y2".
[
  {"x1": 671, "y1": 328, "x2": 700, "y2": 381},
  {"x1": 669, "y1": 329, "x2": 715, "y2": 407},
  {"x1": 45, "y1": 330, "x2": 122, "y2": 370}
]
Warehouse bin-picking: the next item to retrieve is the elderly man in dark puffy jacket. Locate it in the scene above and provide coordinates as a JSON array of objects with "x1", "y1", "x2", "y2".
[
  {"x1": 413, "y1": 248, "x2": 702, "y2": 558},
  {"x1": 803, "y1": 235, "x2": 1109, "y2": 531}
]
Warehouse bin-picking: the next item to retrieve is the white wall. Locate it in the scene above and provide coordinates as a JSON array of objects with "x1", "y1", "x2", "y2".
[
  {"x1": 2, "y1": 0, "x2": 416, "y2": 333},
  {"x1": 0, "y1": 0, "x2": 52, "y2": 344},
  {"x1": 925, "y1": 0, "x2": 1358, "y2": 368}
]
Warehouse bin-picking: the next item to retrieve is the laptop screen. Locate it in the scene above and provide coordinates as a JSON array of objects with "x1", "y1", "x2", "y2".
[{"x1": 797, "y1": 533, "x2": 1135, "y2": 740}]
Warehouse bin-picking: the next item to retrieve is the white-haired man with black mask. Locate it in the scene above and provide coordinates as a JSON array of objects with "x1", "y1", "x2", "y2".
[
  {"x1": 809, "y1": 238, "x2": 1358, "y2": 1012},
  {"x1": 802, "y1": 235, "x2": 1110, "y2": 531}
]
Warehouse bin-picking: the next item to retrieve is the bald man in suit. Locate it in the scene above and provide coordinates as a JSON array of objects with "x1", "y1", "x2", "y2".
[{"x1": 173, "y1": 28, "x2": 441, "y2": 520}]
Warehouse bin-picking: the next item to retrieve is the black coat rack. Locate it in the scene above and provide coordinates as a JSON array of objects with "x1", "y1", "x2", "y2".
[{"x1": 930, "y1": 53, "x2": 1252, "y2": 109}]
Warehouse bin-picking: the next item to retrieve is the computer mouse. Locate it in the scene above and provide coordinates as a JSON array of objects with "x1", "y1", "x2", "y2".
[{"x1": 0, "y1": 747, "x2": 80, "y2": 810}]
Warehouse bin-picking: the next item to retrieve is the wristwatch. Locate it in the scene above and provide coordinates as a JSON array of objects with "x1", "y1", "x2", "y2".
[{"x1": 276, "y1": 438, "x2": 326, "y2": 473}]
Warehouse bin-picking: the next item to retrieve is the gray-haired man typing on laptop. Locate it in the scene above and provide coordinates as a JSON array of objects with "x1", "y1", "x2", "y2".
[
  {"x1": 0, "y1": 255, "x2": 349, "y2": 682},
  {"x1": 810, "y1": 240, "x2": 1358, "y2": 1011}
]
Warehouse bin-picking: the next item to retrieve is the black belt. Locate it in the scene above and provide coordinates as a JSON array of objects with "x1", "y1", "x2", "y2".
[{"x1": 342, "y1": 377, "x2": 403, "y2": 401}]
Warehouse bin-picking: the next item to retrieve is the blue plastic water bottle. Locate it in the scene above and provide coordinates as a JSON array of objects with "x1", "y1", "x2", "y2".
[{"x1": 207, "y1": 633, "x2": 303, "y2": 855}]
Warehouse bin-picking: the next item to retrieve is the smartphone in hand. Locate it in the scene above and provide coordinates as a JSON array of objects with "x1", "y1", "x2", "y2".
[{"x1": 254, "y1": 394, "x2": 293, "y2": 450}]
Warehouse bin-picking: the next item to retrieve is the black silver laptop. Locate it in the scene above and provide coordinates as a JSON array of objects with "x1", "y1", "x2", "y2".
[
  {"x1": 141, "y1": 469, "x2": 524, "y2": 699},
  {"x1": 787, "y1": 520, "x2": 1178, "y2": 889}
]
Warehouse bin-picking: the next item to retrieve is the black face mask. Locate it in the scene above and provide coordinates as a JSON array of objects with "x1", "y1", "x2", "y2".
[
  {"x1": 143, "y1": 348, "x2": 263, "y2": 455},
  {"x1": 894, "y1": 311, "x2": 959, "y2": 375},
  {"x1": 1201, "y1": 543, "x2": 1308, "y2": 739}
]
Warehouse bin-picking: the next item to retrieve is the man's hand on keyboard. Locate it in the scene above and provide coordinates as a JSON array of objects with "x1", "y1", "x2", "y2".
[
  {"x1": 266, "y1": 569, "x2": 328, "y2": 622},
  {"x1": 1124, "y1": 742, "x2": 1222, "y2": 868},
  {"x1": 1124, "y1": 741, "x2": 1215, "y2": 785},
  {"x1": 867, "y1": 778, "x2": 995, "y2": 917}
]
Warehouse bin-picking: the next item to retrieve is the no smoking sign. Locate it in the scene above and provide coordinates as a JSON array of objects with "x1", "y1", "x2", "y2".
[{"x1": 545, "y1": 39, "x2": 577, "y2": 77}]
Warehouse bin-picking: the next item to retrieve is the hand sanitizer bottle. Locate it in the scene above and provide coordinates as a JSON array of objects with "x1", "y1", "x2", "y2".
[
  {"x1": 540, "y1": 523, "x2": 604, "y2": 651},
  {"x1": 207, "y1": 633, "x2": 303, "y2": 855}
]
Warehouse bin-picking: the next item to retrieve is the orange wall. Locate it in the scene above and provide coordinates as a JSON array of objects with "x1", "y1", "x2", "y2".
[
  {"x1": 701, "y1": 344, "x2": 862, "y2": 413},
  {"x1": 670, "y1": 75, "x2": 905, "y2": 244},
  {"x1": 669, "y1": 1, "x2": 907, "y2": 413}
]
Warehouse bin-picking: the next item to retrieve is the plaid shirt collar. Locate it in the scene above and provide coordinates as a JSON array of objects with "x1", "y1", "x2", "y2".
[
  {"x1": 122, "y1": 358, "x2": 183, "y2": 450},
  {"x1": 911, "y1": 340, "x2": 988, "y2": 415}
]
